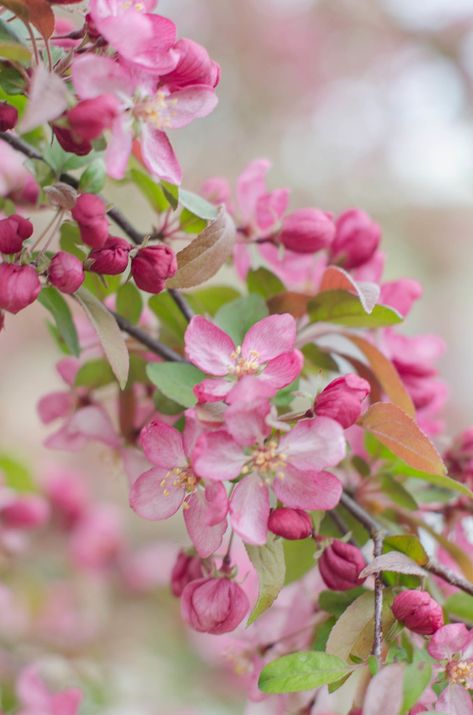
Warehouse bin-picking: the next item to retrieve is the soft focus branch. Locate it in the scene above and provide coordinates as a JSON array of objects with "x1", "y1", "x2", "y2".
[
  {"x1": 110, "y1": 311, "x2": 184, "y2": 362},
  {"x1": 426, "y1": 558, "x2": 473, "y2": 597}
]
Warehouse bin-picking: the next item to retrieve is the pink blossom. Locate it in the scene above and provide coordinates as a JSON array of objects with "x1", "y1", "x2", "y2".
[
  {"x1": 318, "y1": 539, "x2": 366, "y2": 591},
  {"x1": 0, "y1": 141, "x2": 39, "y2": 205},
  {"x1": 330, "y1": 208, "x2": 381, "y2": 269},
  {"x1": 181, "y1": 576, "x2": 250, "y2": 634},
  {"x1": 67, "y1": 94, "x2": 120, "y2": 142},
  {"x1": 0, "y1": 263, "x2": 40, "y2": 314},
  {"x1": 392, "y1": 590, "x2": 443, "y2": 635},
  {"x1": 278, "y1": 208, "x2": 335, "y2": 254},
  {"x1": 71, "y1": 193, "x2": 109, "y2": 248},
  {"x1": 72, "y1": 54, "x2": 218, "y2": 184},
  {"x1": 0, "y1": 215, "x2": 33, "y2": 254},
  {"x1": 314, "y1": 374, "x2": 370, "y2": 429},
  {"x1": 427, "y1": 623, "x2": 473, "y2": 711},
  {"x1": 380, "y1": 278, "x2": 422, "y2": 318},
  {"x1": 48, "y1": 251, "x2": 84, "y2": 294},
  {"x1": 0, "y1": 101, "x2": 18, "y2": 131},
  {"x1": 43, "y1": 469, "x2": 89, "y2": 528},
  {"x1": 89, "y1": 236, "x2": 131, "y2": 275},
  {"x1": 267, "y1": 508, "x2": 313, "y2": 540},
  {"x1": 131, "y1": 244, "x2": 177, "y2": 293},
  {"x1": 70, "y1": 504, "x2": 123, "y2": 571},
  {"x1": 171, "y1": 549, "x2": 204, "y2": 597},
  {"x1": 185, "y1": 313, "x2": 302, "y2": 403},
  {"x1": 16, "y1": 666, "x2": 81, "y2": 715},
  {"x1": 129, "y1": 417, "x2": 228, "y2": 557},
  {"x1": 161, "y1": 38, "x2": 221, "y2": 90},
  {"x1": 0, "y1": 493, "x2": 49, "y2": 530}
]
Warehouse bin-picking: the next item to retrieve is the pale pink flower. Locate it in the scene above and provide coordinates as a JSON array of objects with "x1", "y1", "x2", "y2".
[
  {"x1": 181, "y1": 576, "x2": 250, "y2": 634},
  {"x1": 72, "y1": 54, "x2": 217, "y2": 183},
  {"x1": 428, "y1": 624, "x2": 473, "y2": 714},
  {"x1": 129, "y1": 417, "x2": 228, "y2": 558},
  {"x1": 70, "y1": 504, "x2": 123, "y2": 572},
  {"x1": 184, "y1": 313, "x2": 303, "y2": 404},
  {"x1": 16, "y1": 666, "x2": 81, "y2": 715}
]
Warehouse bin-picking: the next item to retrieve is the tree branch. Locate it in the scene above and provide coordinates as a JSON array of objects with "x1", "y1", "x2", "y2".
[
  {"x1": 426, "y1": 558, "x2": 473, "y2": 597},
  {"x1": 110, "y1": 311, "x2": 184, "y2": 363},
  {"x1": 168, "y1": 288, "x2": 194, "y2": 322}
]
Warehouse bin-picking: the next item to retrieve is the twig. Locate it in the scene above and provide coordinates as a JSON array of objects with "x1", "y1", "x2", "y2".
[
  {"x1": 111, "y1": 311, "x2": 184, "y2": 363},
  {"x1": 168, "y1": 289, "x2": 194, "y2": 322},
  {"x1": 328, "y1": 510, "x2": 356, "y2": 545},
  {"x1": 426, "y1": 559, "x2": 473, "y2": 597}
]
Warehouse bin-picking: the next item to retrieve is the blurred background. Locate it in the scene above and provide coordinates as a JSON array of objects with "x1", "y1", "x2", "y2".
[{"x1": 1, "y1": 0, "x2": 473, "y2": 712}]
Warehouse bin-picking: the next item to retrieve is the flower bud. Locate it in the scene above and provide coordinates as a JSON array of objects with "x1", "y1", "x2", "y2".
[
  {"x1": 67, "y1": 94, "x2": 120, "y2": 142},
  {"x1": 131, "y1": 244, "x2": 177, "y2": 293},
  {"x1": 0, "y1": 102, "x2": 18, "y2": 131},
  {"x1": 181, "y1": 576, "x2": 250, "y2": 634},
  {"x1": 392, "y1": 590, "x2": 444, "y2": 635},
  {"x1": 268, "y1": 507, "x2": 313, "y2": 540},
  {"x1": 71, "y1": 194, "x2": 108, "y2": 249},
  {"x1": 48, "y1": 251, "x2": 84, "y2": 294},
  {"x1": 171, "y1": 550, "x2": 204, "y2": 597},
  {"x1": 1, "y1": 494, "x2": 49, "y2": 529},
  {"x1": 279, "y1": 208, "x2": 335, "y2": 254},
  {"x1": 161, "y1": 38, "x2": 220, "y2": 90},
  {"x1": 314, "y1": 374, "x2": 371, "y2": 429},
  {"x1": 330, "y1": 209, "x2": 381, "y2": 269},
  {"x1": 319, "y1": 539, "x2": 366, "y2": 591},
  {"x1": 444, "y1": 427, "x2": 473, "y2": 485},
  {"x1": 53, "y1": 124, "x2": 93, "y2": 156},
  {"x1": 0, "y1": 263, "x2": 40, "y2": 314},
  {"x1": 0, "y1": 215, "x2": 33, "y2": 254},
  {"x1": 89, "y1": 236, "x2": 130, "y2": 275}
]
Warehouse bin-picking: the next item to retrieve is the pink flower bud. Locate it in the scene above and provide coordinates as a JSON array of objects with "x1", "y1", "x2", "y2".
[
  {"x1": 67, "y1": 94, "x2": 120, "y2": 142},
  {"x1": 131, "y1": 244, "x2": 177, "y2": 293},
  {"x1": 0, "y1": 263, "x2": 40, "y2": 314},
  {"x1": 392, "y1": 590, "x2": 444, "y2": 635},
  {"x1": 1, "y1": 494, "x2": 49, "y2": 529},
  {"x1": 53, "y1": 125, "x2": 93, "y2": 156},
  {"x1": 279, "y1": 208, "x2": 335, "y2": 254},
  {"x1": 89, "y1": 236, "x2": 130, "y2": 275},
  {"x1": 319, "y1": 539, "x2": 366, "y2": 591},
  {"x1": 161, "y1": 38, "x2": 220, "y2": 89},
  {"x1": 181, "y1": 576, "x2": 250, "y2": 634},
  {"x1": 0, "y1": 102, "x2": 18, "y2": 131},
  {"x1": 48, "y1": 251, "x2": 84, "y2": 294},
  {"x1": 314, "y1": 374, "x2": 371, "y2": 429},
  {"x1": 0, "y1": 215, "x2": 33, "y2": 254},
  {"x1": 444, "y1": 427, "x2": 473, "y2": 485},
  {"x1": 330, "y1": 209, "x2": 381, "y2": 269},
  {"x1": 268, "y1": 507, "x2": 313, "y2": 540},
  {"x1": 71, "y1": 194, "x2": 108, "y2": 249},
  {"x1": 171, "y1": 550, "x2": 204, "y2": 597}
]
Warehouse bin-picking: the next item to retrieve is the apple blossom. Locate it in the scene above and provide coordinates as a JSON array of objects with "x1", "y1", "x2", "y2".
[
  {"x1": 181, "y1": 576, "x2": 250, "y2": 634},
  {"x1": 89, "y1": 236, "x2": 131, "y2": 274},
  {"x1": 330, "y1": 208, "x2": 381, "y2": 269},
  {"x1": 71, "y1": 193, "x2": 109, "y2": 248},
  {"x1": 0, "y1": 263, "x2": 40, "y2": 314},
  {"x1": 171, "y1": 550, "x2": 205, "y2": 597},
  {"x1": 268, "y1": 508, "x2": 313, "y2": 540},
  {"x1": 48, "y1": 251, "x2": 84, "y2": 294},
  {"x1": 0, "y1": 215, "x2": 33, "y2": 254},
  {"x1": 314, "y1": 374, "x2": 371, "y2": 428},
  {"x1": 392, "y1": 590, "x2": 444, "y2": 635},
  {"x1": 318, "y1": 540, "x2": 366, "y2": 591},
  {"x1": 131, "y1": 244, "x2": 177, "y2": 293},
  {"x1": 0, "y1": 102, "x2": 18, "y2": 131}
]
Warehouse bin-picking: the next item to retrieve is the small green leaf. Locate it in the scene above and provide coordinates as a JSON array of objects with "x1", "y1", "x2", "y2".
[
  {"x1": 116, "y1": 283, "x2": 143, "y2": 325},
  {"x1": 215, "y1": 294, "x2": 268, "y2": 344},
  {"x1": 0, "y1": 453, "x2": 37, "y2": 492},
  {"x1": 444, "y1": 592, "x2": 473, "y2": 623},
  {"x1": 318, "y1": 588, "x2": 367, "y2": 618},
  {"x1": 283, "y1": 537, "x2": 316, "y2": 585},
  {"x1": 308, "y1": 290, "x2": 402, "y2": 328},
  {"x1": 246, "y1": 534, "x2": 285, "y2": 624},
  {"x1": 380, "y1": 474, "x2": 418, "y2": 510},
  {"x1": 258, "y1": 651, "x2": 352, "y2": 694},
  {"x1": 148, "y1": 292, "x2": 188, "y2": 341},
  {"x1": 153, "y1": 390, "x2": 185, "y2": 416},
  {"x1": 79, "y1": 158, "x2": 106, "y2": 194},
  {"x1": 179, "y1": 188, "x2": 218, "y2": 219},
  {"x1": 402, "y1": 657, "x2": 433, "y2": 713},
  {"x1": 302, "y1": 343, "x2": 339, "y2": 373},
  {"x1": 247, "y1": 267, "x2": 284, "y2": 299},
  {"x1": 384, "y1": 535, "x2": 428, "y2": 566},
  {"x1": 186, "y1": 286, "x2": 241, "y2": 316},
  {"x1": 59, "y1": 221, "x2": 86, "y2": 259},
  {"x1": 75, "y1": 358, "x2": 115, "y2": 389},
  {"x1": 179, "y1": 208, "x2": 207, "y2": 234},
  {"x1": 161, "y1": 180, "x2": 179, "y2": 210},
  {"x1": 130, "y1": 168, "x2": 169, "y2": 212},
  {"x1": 0, "y1": 42, "x2": 30, "y2": 63},
  {"x1": 38, "y1": 286, "x2": 80, "y2": 357},
  {"x1": 146, "y1": 362, "x2": 205, "y2": 407}
]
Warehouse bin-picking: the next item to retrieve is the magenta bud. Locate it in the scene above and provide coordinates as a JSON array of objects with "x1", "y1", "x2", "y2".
[
  {"x1": 89, "y1": 236, "x2": 130, "y2": 275},
  {"x1": 53, "y1": 124, "x2": 93, "y2": 156},
  {"x1": 314, "y1": 374, "x2": 371, "y2": 429},
  {"x1": 130, "y1": 244, "x2": 177, "y2": 293},
  {"x1": 0, "y1": 102, "x2": 18, "y2": 131},
  {"x1": 330, "y1": 209, "x2": 381, "y2": 269},
  {"x1": 71, "y1": 194, "x2": 109, "y2": 249},
  {"x1": 67, "y1": 94, "x2": 120, "y2": 142},
  {"x1": 268, "y1": 507, "x2": 313, "y2": 540},
  {"x1": 1, "y1": 494, "x2": 49, "y2": 529},
  {"x1": 319, "y1": 539, "x2": 366, "y2": 591},
  {"x1": 0, "y1": 263, "x2": 40, "y2": 314},
  {"x1": 0, "y1": 215, "x2": 33, "y2": 254},
  {"x1": 48, "y1": 251, "x2": 84, "y2": 294},
  {"x1": 444, "y1": 427, "x2": 473, "y2": 484},
  {"x1": 392, "y1": 590, "x2": 444, "y2": 635},
  {"x1": 181, "y1": 576, "x2": 250, "y2": 634},
  {"x1": 161, "y1": 38, "x2": 220, "y2": 90},
  {"x1": 278, "y1": 208, "x2": 335, "y2": 254},
  {"x1": 171, "y1": 550, "x2": 204, "y2": 597}
]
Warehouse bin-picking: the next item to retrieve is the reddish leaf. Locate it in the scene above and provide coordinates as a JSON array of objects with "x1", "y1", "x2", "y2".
[
  {"x1": 267, "y1": 292, "x2": 310, "y2": 318},
  {"x1": 319, "y1": 265, "x2": 380, "y2": 314},
  {"x1": 2, "y1": 0, "x2": 55, "y2": 39},
  {"x1": 359, "y1": 402, "x2": 446, "y2": 475}
]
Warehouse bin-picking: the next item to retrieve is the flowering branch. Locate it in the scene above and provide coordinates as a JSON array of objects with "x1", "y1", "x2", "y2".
[{"x1": 110, "y1": 310, "x2": 184, "y2": 363}]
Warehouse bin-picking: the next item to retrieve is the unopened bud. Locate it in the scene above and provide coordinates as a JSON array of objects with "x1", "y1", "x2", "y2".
[
  {"x1": 314, "y1": 374, "x2": 370, "y2": 429},
  {"x1": 392, "y1": 590, "x2": 443, "y2": 635},
  {"x1": 171, "y1": 550, "x2": 204, "y2": 597},
  {"x1": 181, "y1": 576, "x2": 249, "y2": 634},
  {"x1": 71, "y1": 194, "x2": 108, "y2": 248},
  {"x1": 131, "y1": 244, "x2": 177, "y2": 293},
  {"x1": 48, "y1": 251, "x2": 84, "y2": 294},
  {"x1": 279, "y1": 208, "x2": 335, "y2": 254},
  {"x1": 0, "y1": 102, "x2": 18, "y2": 131},
  {"x1": 268, "y1": 507, "x2": 313, "y2": 540},
  {"x1": 330, "y1": 209, "x2": 381, "y2": 269},
  {"x1": 89, "y1": 236, "x2": 130, "y2": 274},
  {"x1": 0, "y1": 263, "x2": 40, "y2": 314},
  {"x1": 0, "y1": 215, "x2": 33, "y2": 254},
  {"x1": 319, "y1": 539, "x2": 366, "y2": 591}
]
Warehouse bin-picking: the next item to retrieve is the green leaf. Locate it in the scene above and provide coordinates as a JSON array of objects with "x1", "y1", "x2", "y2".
[
  {"x1": 384, "y1": 535, "x2": 428, "y2": 566},
  {"x1": 215, "y1": 294, "x2": 268, "y2": 344},
  {"x1": 146, "y1": 362, "x2": 205, "y2": 407},
  {"x1": 318, "y1": 588, "x2": 367, "y2": 618},
  {"x1": 148, "y1": 291, "x2": 188, "y2": 341},
  {"x1": 38, "y1": 286, "x2": 80, "y2": 357},
  {"x1": 0, "y1": 453, "x2": 36, "y2": 492},
  {"x1": 246, "y1": 534, "x2": 285, "y2": 624},
  {"x1": 0, "y1": 42, "x2": 30, "y2": 63},
  {"x1": 59, "y1": 221, "x2": 86, "y2": 259},
  {"x1": 402, "y1": 657, "x2": 433, "y2": 713},
  {"x1": 380, "y1": 474, "x2": 418, "y2": 510},
  {"x1": 179, "y1": 188, "x2": 218, "y2": 219},
  {"x1": 161, "y1": 180, "x2": 179, "y2": 210},
  {"x1": 116, "y1": 283, "x2": 143, "y2": 325},
  {"x1": 302, "y1": 343, "x2": 339, "y2": 373},
  {"x1": 75, "y1": 358, "x2": 115, "y2": 390},
  {"x1": 153, "y1": 390, "x2": 185, "y2": 416},
  {"x1": 179, "y1": 208, "x2": 207, "y2": 234},
  {"x1": 186, "y1": 285, "x2": 241, "y2": 316},
  {"x1": 247, "y1": 267, "x2": 284, "y2": 299},
  {"x1": 283, "y1": 537, "x2": 316, "y2": 585},
  {"x1": 258, "y1": 651, "x2": 352, "y2": 694},
  {"x1": 75, "y1": 287, "x2": 129, "y2": 389},
  {"x1": 130, "y1": 168, "x2": 169, "y2": 212},
  {"x1": 444, "y1": 592, "x2": 473, "y2": 624},
  {"x1": 308, "y1": 290, "x2": 402, "y2": 328},
  {"x1": 79, "y1": 158, "x2": 106, "y2": 194}
]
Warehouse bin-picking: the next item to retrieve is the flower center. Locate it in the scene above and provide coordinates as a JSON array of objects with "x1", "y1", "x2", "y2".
[
  {"x1": 243, "y1": 439, "x2": 286, "y2": 483},
  {"x1": 228, "y1": 346, "x2": 261, "y2": 377},
  {"x1": 135, "y1": 91, "x2": 177, "y2": 131},
  {"x1": 160, "y1": 466, "x2": 199, "y2": 496},
  {"x1": 447, "y1": 659, "x2": 473, "y2": 687}
]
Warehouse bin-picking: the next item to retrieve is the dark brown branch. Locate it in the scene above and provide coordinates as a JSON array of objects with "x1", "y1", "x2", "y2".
[
  {"x1": 111, "y1": 311, "x2": 184, "y2": 363},
  {"x1": 168, "y1": 288, "x2": 194, "y2": 322},
  {"x1": 426, "y1": 559, "x2": 473, "y2": 597}
]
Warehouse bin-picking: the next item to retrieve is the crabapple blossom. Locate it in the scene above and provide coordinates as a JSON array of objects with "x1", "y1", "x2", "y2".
[
  {"x1": 15, "y1": 666, "x2": 82, "y2": 715},
  {"x1": 0, "y1": 215, "x2": 33, "y2": 254},
  {"x1": 0, "y1": 101, "x2": 17, "y2": 131},
  {"x1": 71, "y1": 193, "x2": 109, "y2": 248},
  {"x1": 181, "y1": 576, "x2": 250, "y2": 634},
  {"x1": 318, "y1": 540, "x2": 366, "y2": 591},
  {"x1": 48, "y1": 251, "x2": 84, "y2": 294},
  {"x1": 0, "y1": 263, "x2": 40, "y2": 314},
  {"x1": 314, "y1": 374, "x2": 371, "y2": 428},
  {"x1": 131, "y1": 244, "x2": 177, "y2": 293},
  {"x1": 171, "y1": 550, "x2": 205, "y2": 597},
  {"x1": 427, "y1": 623, "x2": 473, "y2": 712},
  {"x1": 53, "y1": 124, "x2": 93, "y2": 156},
  {"x1": 66, "y1": 94, "x2": 120, "y2": 142},
  {"x1": 267, "y1": 508, "x2": 313, "y2": 540},
  {"x1": 392, "y1": 590, "x2": 444, "y2": 635},
  {"x1": 330, "y1": 208, "x2": 381, "y2": 269},
  {"x1": 88, "y1": 236, "x2": 131, "y2": 274},
  {"x1": 278, "y1": 208, "x2": 335, "y2": 254},
  {"x1": 185, "y1": 313, "x2": 303, "y2": 403}
]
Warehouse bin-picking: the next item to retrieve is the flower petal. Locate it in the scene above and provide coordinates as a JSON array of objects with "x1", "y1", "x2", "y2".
[
  {"x1": 242, "y1": 314, "x2": 296, "y2": 362},
  {"x1": 194, "y1": 378, "x2": 232, "y2": 403},
  {"x1": 236, "y1": 159, "x2": 271, "y2": 222},
  {"x1": 428, "y1": 623, "x2": 471, "y2": 660},
  {"x1": 140, "y1": 125, "x2": 182, "y2": 184},
  {"x1": 273, "y1": 467, "x2": 342, "y2": 510},
  {"x1": 280, "y1": 416, "x2": 346, "y2": 472},
  {"x1": 436, "y1": 684, "x2": 473, "y2": 715},
  {"x1": 184, "y1": 488, "x2": 227, "y2": 558},
  {"x1": 185, "y1": 315, "x2": 235, "y2": 375},
  {"x1": 139, "y1": 419, "x2": 186, "y2": 469},
  {"x1": 105, "y1": 116, "x2": 133, "y2": 180},
  {"x1": 129, "y1": 467, "x2": 184, "y2": 520},
  {"x1": 230, "y1": 476, "x2": 269, "y2": 545},
  {"x1": 72, "y1": 54, "x2": 133, "y2": 99},
  {"x1": 258, "y1": 350, "x2": 303, "y2": 391},
  {"x1": 166, "y1": 86, "x2": 218, "y2": 129},
  {"x1": 193, "y1": 430, "x2": 246, "y2": 481}
]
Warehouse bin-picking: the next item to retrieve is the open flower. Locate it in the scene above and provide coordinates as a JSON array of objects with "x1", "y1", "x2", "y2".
[
  {"x1": 185, "y1": 313, "x2": 303, "y2": 404},
  {"x1": 427, "y1": 623, "x2": 473, "y2": 714}
]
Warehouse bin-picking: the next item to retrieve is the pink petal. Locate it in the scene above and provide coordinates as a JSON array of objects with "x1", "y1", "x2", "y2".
[
  {"x1": 46, "y1": 406, "x2": 120, "y2": 451},
  {"x1": 106, "y1": 116, "x2": 133, "y2": 180},
  {"x1": 233, "y1": 242, "x2": 252, "y2": 281},
  {"x1": 258, "y1": 350, "x2": 303, "y2": 391},
  {"x1": 230, "y1": 476, "x2": 269, "y2": 545},
  {"x1": 428, "y1": 623, "x2": 471, "y2": 660},
  {"x1": 236, "y1": 159, "x2": 271, "y2": 222},
  {"x1": 17, "y1": 666, "x2": 49, "y2": 707},
  {"x1": 436, "y1": 684, "x2": 473, "y2": 715},
  {"x1": 255, "y1": 188, "x2": 289, "y2": 231},
  {"x1": 203, "y1": 481, "x2": 229, "y2": 524},
  {"x1": 123, "y1": 13, "x2": 178, "y2": 73},
  {"x1": 139, "y1": 419, "x2": 186, "y2": 469},
  {"x1": 224, "y1": 390, "x2": 271, "y2": 447},
  {"x1": 194, "y1": 378, "x2": 232, "y2": 403},
  {"x1": 242, "y1": 314, "x2": 296, "y2": 362},
  {"x1": 37, "y1": 391, "x2": 73, "y2": 424},
  {"x1": 193, "y1": 430, "x2": 246, "y2": 481},
  {"x1": 166, "y1": 86, "x2": 218, "y2": 129},
  {"x1": 56, "y1": 357, "x2": 81, "y2": 386},
  {"x1": 185, "y1": 316, "x2": 235, "y2": 375},
  {"x1": 184, "y1": 487, "x2": 227, "y2": 558},
  {"x1": 19, "y1": 65, "x2": 68, "y2": 133},
  {"x1": 140, "y1": 126, "x2": 182, "y2": 184},
  {"x1": 51, "y1": 690, "x2": 82, "y2": 715},
  {"x1": 182, "y1": 411, "x2": 205, "y2": 457},
  {"x1": 121, "y1": 446, "x2": 152, "y2": 487},
  {"x1": 72, "y1": 54, "x2": 133, "y2": 99},
  {"x1": 280, "y1": 417, "x2": 346, "y2": 472},
  {"x1": 273, "y1": 467, "x2": 342, "y2": 510},
  {"x1": 129, "y1": 467, "x2": 184, "y2": 520}
]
